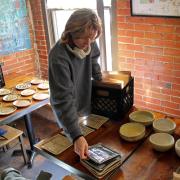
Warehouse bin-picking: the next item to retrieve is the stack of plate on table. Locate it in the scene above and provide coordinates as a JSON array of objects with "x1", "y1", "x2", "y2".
[{"x1": 81, "y1": 144, "x2": 121, "y2": 179}]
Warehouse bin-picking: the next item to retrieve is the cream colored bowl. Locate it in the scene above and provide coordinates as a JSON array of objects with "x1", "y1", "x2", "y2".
[
  {"x1": 153, "y1": 118, "x2": 176, "y2": 134},
  {"x1": 119, "y1": 122, "x2": 146, "y2": 142},
  {"x1": 175, "y1": 139, "x2": 180, "y2": 158},
  {"x1": 149, "y1": 133, "x2": 174, "y2": 152},
  {"x1": 129, "y1": 110, "x2": 154, "y2": 126}
]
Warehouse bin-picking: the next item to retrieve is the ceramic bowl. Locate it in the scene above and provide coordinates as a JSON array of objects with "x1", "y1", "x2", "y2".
[
  {"x1": 129, "y1": 110, "x2": 154, "y2": 126},
  {"x1": 149, "y1": 133, "x2": 174, "y2": 152},
  {"x1": 119, "y1": 122, "x2": 146, "y2": 142},
  {"x1": 175, "y1": 139, "x2": 180, "y2": 158},
  {"x1": 153, "y1": 118, "x2": 176, "y2": 134}
]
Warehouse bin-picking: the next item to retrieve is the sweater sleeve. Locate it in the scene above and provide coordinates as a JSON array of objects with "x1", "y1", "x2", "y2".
[
  {"x1": 91, "y1": 42, "x2": 102, "y2": 81},
  {"x1": 48, "y1": 46, "x2": 82, "y2": 142}
]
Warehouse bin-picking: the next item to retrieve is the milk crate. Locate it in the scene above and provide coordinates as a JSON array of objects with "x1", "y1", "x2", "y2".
[{"x1": 91, "y1": 77, "x2": 134, "y2": 120}]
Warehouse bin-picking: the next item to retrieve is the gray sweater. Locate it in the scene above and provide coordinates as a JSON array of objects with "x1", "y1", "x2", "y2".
[{"x1": 48, "y1": 41, "x2": 102, "y2": 142}]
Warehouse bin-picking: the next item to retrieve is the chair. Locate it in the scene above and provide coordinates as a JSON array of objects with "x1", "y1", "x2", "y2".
[{"x1": 0, "y1": 125, "x2": 28, "y2": 164}]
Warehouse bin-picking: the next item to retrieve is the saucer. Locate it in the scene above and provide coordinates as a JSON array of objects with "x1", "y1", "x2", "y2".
[
  {"x1": 32, "y1": 93, "x2": 49, "y2": 100},
  {"x1": 16, "y1": 83, "x2": 31, "y2": 90},
  {"x1": 21, "y1": 89, "x2": 36, "y2": 96},
  {"x1": 3, "y1": 94, "x2": 18, "y2": 102},
  {"x1": 13, "y1": 99, "x2": 32, "y2": 107}
]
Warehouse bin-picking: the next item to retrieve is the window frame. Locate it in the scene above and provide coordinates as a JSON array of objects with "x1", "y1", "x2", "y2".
[{"x1": 42, "y1": 0, "x2": 118, "y2": 71}]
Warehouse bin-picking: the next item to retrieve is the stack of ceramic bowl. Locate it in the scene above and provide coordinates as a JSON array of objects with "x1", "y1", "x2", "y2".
[
  {"x1": 129, "y1": 110, "x2": 154, "y2": 126},
  {"x1": 119, "y1": 122, "x2": 146, "y2": 142},
  {"x1": 149, "y1": 118, "x2": 176, "y2": 152}
]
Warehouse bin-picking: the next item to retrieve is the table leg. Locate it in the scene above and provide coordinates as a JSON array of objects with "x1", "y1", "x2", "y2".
[{"x1": 24, "y1": 113, "x2": 39, "y2": 168}]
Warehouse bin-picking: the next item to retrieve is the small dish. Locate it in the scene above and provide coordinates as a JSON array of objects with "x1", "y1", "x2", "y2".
[
  {"x1": 13, "y1": 99, "x2": 32, "y2": 108},
  {"x1": 175, "y1": 139, "x2": 180, "y2": 158},
  {"x1": 3, "y1": 94, "x2": 18, "y2": 102},
  {"x1": 37, "y1": 83, "x2": 49, "y2": 90},
  {"x1": 119, "y1": 122, "x2": 146, "y2": 142},
  {"x1": 16, "y1": 83, "x2": 31, "y2": 90},
  {"x1": 149, "y1": 133, "x2": 174, "y2": 152},
  {"x1": 32, "y1": 93, "x2": 49, "y2": 100},
  {"x1": 31, "y1": 79, "x2": 44, "y2": 85},
  {"x1": 0, "y1": 106, "x2": 17, "y2": 115},
  {"x1": 153, "y1": 118, "x2": 176, "y2": 134},
  {"x1": 129, "y1": 110, "x2": 154, "y2": 126},
  {"x1": 0, "y1": 88, "x2": 11, "y2": 96},
  {"x1": 21, "y1": 89, "x2": 36, "y2": 96}
]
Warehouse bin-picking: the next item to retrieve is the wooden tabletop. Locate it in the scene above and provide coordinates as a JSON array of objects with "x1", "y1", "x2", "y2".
[
  {"x1": 35, "y1": 110, "x2": 180, "y2": 180},
  {"x1": 0, "y1": 73, "x2": 49, "y2": 125},
  {"x1": 110, "y1": 118, "x2": 180, "y2": 180}
]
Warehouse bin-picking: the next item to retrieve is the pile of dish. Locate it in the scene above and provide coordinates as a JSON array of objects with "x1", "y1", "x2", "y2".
[
  {"x1": 119, "y1": 110, "x2": 178, "y2": 155},
  {"x1": 149, "y1": 118, "x2": 177, "y2": 152},
  {"x1": 119, "y1": 110, "x2": 154, "y2": 142}
]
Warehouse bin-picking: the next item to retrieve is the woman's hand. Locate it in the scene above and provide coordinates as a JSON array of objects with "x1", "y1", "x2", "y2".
[{"x1": 74, "y1": 136, "x2": 89, "y2": 159}]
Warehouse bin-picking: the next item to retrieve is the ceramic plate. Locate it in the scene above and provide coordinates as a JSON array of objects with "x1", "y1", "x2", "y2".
[
  {"x1": 16, "y1": 83, "x2": 31, "y2": 90},
  {"x1": 0, "y1": 106, "x2": 17, "y2": 115},
  {"x1": 0, "y1": 88, "x2": 11, "y2": 96},
  {"x1": 3, "y1": 94, "x2": 18, "y2": 102},
  {"x1": 31, "y1": 79, "x2": 44, "y2": 85},
  {"x1": 37, "y1": 83, "x2": 49, "y2": 90},
  {"x1": 119, "y1": 122, "x2": 145, "y2": 142},
  {"x1": 21, "y1": 89, "x2": 36, "y2": 96},
  {"x1": 13, "y1": 99, "x2": 32, "y2": 107},
  {"x1": 129, "y1": 110, "x2": 154, "y2": 126},
  {"x1": 32, "y1": 93, "x2": 49, "y2": 100}
]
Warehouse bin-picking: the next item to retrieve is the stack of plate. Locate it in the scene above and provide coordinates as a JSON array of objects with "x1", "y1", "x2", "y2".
[
  {"x1": 129, "y1": 110, "x2": 154, "y2": 126},
  {"x1": 119, "y1": 122, "x2": 146, "y2": 142}
]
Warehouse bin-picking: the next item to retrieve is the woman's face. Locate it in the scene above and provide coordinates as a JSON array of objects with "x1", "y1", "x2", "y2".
[{"x1": 72, "y1": 30, "x2": 97, "y2": 51}]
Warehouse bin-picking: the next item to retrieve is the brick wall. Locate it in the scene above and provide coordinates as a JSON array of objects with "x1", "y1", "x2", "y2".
[
  {"x1": 0, "y1": 0, "x2": 37, "y2": 77},
  {"x1": 29, "y1": 0, "x2": 48, "y2": 79},
  {"x1": 116, "y1": 0, "x2": 180, "y2": 117},
  {"x1": 1, "y1": 0, "x2": 179, "y2": 117}
]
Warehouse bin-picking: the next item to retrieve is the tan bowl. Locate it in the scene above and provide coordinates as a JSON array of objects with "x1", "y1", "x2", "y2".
[
  {"x1": 149, "y1": 133, "x2": 174, "y2": 152},
  {"x1": 119, "y1": 122, "x2": 146, "y2": 142},
  {"x1": 175, "y1": 139, "x2": 180, "y2": 158},
  {"x1": 153, "y1": 118, "x2": 176, "y2": 134},
  {"x1": 129, "y1": 110, "x2": 154, "y2": 126}
]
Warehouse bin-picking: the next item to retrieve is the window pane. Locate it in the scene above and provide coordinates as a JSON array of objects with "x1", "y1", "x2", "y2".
[
  {"x1": 47, "y1": 0, "x2": 96, "y2": 9},
  {"x1": 103, "y1": 0, "x2": 111, "y2": 7}
]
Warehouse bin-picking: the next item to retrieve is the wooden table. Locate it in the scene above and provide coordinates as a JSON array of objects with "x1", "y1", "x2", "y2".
[
  {"x1": 0, "y1": 73, "x2": 49, "y2": 167},
  {"x1": 34, "y1": 111, "x2": 180, "y2": 180}
]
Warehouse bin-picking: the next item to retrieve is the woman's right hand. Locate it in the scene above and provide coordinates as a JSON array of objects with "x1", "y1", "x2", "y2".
[{"x1": 74, "y1": 136, "x2": 89, "y2": 159}]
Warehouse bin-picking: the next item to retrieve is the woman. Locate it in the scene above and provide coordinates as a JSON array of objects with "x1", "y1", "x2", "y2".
[{"x1": 48, "y1": 8, "x2": 102, "y2": 159}]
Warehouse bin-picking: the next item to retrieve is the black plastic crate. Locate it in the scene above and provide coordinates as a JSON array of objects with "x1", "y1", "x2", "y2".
[{"x1": 91, "y1": 77, "x2": 134, "y2": 120}]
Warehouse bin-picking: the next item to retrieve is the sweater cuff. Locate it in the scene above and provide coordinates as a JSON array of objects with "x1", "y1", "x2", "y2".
[{"x1": 73, "y1": 135, "x2": 84, "y2": 144}]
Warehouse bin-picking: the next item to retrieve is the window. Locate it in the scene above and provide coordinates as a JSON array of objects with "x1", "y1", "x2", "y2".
[{"x1": 45, "y1": 0, "x2": 117, "y2": 71}]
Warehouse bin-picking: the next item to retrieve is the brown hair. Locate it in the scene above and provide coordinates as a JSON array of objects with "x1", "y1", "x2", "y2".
[{"x1": 60, "y1": 8, "x2": 102, "y2": 44}]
